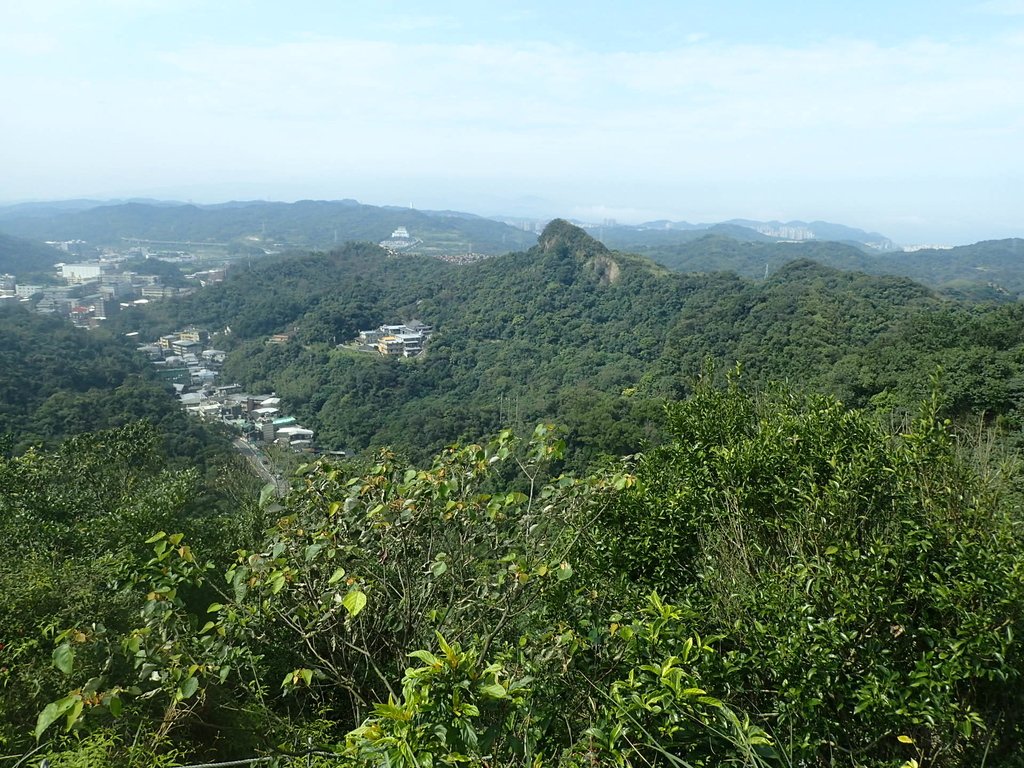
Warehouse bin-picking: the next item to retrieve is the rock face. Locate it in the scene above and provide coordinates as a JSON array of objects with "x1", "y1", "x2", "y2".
[
  {"x1": 536, "y1": 219, "x2": 625, "y2": 286},
  {"x1": 539, "y1": 219, "x2": 610, "y2": 259}
]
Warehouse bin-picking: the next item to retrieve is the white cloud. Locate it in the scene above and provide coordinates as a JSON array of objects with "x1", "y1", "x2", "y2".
[
  {"x1": 132, "y1": 34, "x2": 1024, "y2": 176},
  {"x1": 976, "y1": 0, "x2": 1024, "y2": 15},
  {"x1": 2, "y1": 26, "x2": 1023, "y2": 240},
  {"x1": 0, "y1": 30, "x2": 59, "y2": 56}
]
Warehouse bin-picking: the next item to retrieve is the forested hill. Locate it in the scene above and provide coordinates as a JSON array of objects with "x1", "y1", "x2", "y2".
[
  {"x1": 0, "y1": 199, "x2": 536, "y2": 254},
  {"x1": 621, "y1": 234, "x2": 1024, "y2": 297},
  {"x1": 10, "y1": 222, "x2": 1024, "y2": 767},
  {"x1": 118, "y1": 220, "x2": 1024, "y2": 464},
  {"x1": 0, "y1": 232, "x2": 65, "y2": 274},
  {"x1": 0, "y1": 304, "x2": 229, "y2": 464}
]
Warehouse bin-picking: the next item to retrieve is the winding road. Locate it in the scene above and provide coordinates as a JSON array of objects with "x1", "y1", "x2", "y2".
[{"x1": 233, "y1": 437, "x2": 287, "y2": 497}]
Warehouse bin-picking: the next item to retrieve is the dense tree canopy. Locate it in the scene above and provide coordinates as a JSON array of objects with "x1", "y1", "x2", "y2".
[
  {"x1": 5, "y1": 221, "x2": 1024, "y2": 766},
  {"x1": 11, "y1": 380, "x2": 1024, "y2": 768},
  {"x1": 116, "y1": 222, "x2": 1024, "y2": 467},
  {"x1": 0, "y1": 304, "x2": 231, "y2": 467}
]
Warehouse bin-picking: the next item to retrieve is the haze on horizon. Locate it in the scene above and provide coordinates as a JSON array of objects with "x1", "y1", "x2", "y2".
[{"x1": 2, "y1": 0, "x2": 1023, "y2": 246}]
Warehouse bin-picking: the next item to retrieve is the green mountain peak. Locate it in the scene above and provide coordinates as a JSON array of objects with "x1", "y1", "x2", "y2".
[{"x1": 539, "y1": 219, "x2": 610, "y2": 259}]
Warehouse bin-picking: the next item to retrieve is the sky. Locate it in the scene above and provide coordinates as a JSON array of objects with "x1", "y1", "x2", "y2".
[{"x1": 1, "y1": 1, "x2": 1023, "y2": 244}]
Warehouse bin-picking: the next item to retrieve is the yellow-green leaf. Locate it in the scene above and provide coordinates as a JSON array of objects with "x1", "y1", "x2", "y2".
[{"x1": 343, "y1": 589, "x2": 367, "y2": 617}]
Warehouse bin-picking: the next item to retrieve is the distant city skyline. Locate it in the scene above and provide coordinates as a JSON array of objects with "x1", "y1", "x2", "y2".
[{"x1": 2, "y1": 0, "x2": 1023, "y2": 245}]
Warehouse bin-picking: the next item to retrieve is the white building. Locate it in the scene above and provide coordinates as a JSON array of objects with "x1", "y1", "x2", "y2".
[{"x1": 60, "y1": 263, "x2": 108, "y2": 284}]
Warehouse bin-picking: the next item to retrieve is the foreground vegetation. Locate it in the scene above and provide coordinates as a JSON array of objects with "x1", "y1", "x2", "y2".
[{"x1": 3, "y1": 373, "x2": 1022, "y2": 767}]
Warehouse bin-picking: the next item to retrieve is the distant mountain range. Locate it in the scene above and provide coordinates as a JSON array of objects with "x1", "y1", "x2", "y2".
[
  {"x1": 611, "y1": 234, "x2": 1024, "y2": 299},
  {"x1": 0, "y1": 199, "x2": 536, "y2": 256},
  {"x1": 588, "y1": 218, "x2": 897, "y2": 251},
  {"x1": 0, "y1": 200, "x2": 897, "y2": 254},
  {"x1": 2, "y1": 198, "x2": 1022, "y2": 297}
]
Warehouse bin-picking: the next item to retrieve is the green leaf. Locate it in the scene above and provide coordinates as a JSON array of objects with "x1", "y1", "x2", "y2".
[
  {"x1": 35, "y1": 695, "x2": 77, "y2": 739},
  {"x1": 328, "y1": 567, "x2": 346, "y2": 585},
  {"x1": 898, "y1": 735, "x2": 915, "y2": 745},
  {"x1": 65, "y1": 698, "x2": 84, "y2": 730},
  {"x1": 343, "y1": 589, "x2": 367, "y2": 617},
  {"x1": 479, "y1": 683, "x2": 507, "y2": 699},
  {"x1": 108, "y1": 695, "x2": 122, "y2": 718},
  {"x1": 144, "y1": 531, "x2": 166, "y2": 544},
  {"x1": 430, "y1": 560, "x2": 448, "y2": 576},
  {"x1": 178, "y1": 675, "x2": 200, "y2": 701},
  {"x1": 270, "y1": 573, "x2": 286, "y2": 594},
  {"x1": 52, "y1": 643, "x2": 74, "y2": 675},
  {"x1": 556, "y1": 562, "x2": 574, "y2": 581},
  {"x1": 409, "y1": 649, "x2": 440, "y2": 666}
]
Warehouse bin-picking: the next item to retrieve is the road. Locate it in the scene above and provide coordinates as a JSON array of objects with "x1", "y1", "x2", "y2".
[{"x1": 233, "y1": 438, "x2": 287, "y2": 497}]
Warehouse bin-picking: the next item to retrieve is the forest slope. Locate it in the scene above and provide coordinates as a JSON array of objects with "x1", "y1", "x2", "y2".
[
  {"x1": 0, "y1": 305, "x2": 230, "y2": 465},
  {"x1": 117, "y1": 221, "x2": 1024, "y2": 464},
  {"x1": 0, "y1": 232, "x2": 65, "y2": 274},
  {"x1": 625, "y1": 234, "x2": 1024, "y2": 297}
]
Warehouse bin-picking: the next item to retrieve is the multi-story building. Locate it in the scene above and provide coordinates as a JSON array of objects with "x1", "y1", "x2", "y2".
[
  {"x1": 360, "y1": 320, "x2": 433, "y2": 357},
  {"x1": 60, "y1": 262, "x2": 109, "y2": 284}
]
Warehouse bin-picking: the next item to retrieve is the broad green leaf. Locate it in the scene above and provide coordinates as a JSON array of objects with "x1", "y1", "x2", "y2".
[
  {"x1": 65, "y1": 698, "x2": 84, "y2": 730},
  {"x1": 270, "y1": 573, "x2": 286, "y2": 594},
  {"x1": 328, "y1": 567, "x2": 346, "y2": 585},
  {"x1": 178, "y1": 675, "x2": 200, "y2": 701},
  {"x1": 35, "y1": 695, "x2": 77, "y2": 739},
  {"x1": 343, "y1": 589, "x2": 367, "y2": 617},
  {"x1": 409, "y1": 649, "x2": 440, "y2": 666},
  {"x1": 479, "y1": 683, "x2": 507, "y2": 699},
  {"x1": 52, "y1": 643, "x2": 74, "y2": 675}
]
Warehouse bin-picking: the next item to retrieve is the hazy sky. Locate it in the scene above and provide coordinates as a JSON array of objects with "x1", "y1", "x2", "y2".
[{"x1": 2, "y1": 0, "x2": 1023, "y2": 244}]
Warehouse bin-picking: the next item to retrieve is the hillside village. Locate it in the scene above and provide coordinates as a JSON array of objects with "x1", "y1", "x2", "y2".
[
  {"x1": 141, "y1": 318, "x2": 437, "y2": 462},
  {"x1": 137, "y1": 326, "x2": 322, "y2": 456}
]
